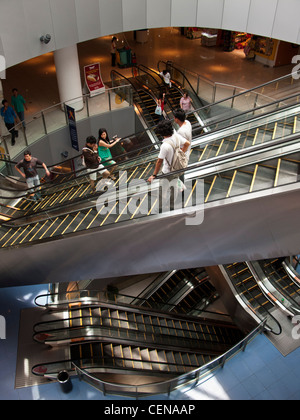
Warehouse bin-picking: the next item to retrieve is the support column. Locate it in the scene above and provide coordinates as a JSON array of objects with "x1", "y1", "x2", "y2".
[{"x1": 54, "y1": 44, "x2": 83, "y2": 111}]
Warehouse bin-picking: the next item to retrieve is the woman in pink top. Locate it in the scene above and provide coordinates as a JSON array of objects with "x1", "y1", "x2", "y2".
[{"x1": 180, "y1": 91, "x2": 192, "y2": 112}]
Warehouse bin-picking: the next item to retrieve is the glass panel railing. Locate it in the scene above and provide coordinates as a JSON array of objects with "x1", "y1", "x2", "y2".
[{"x1": 3, "y1": 86, "x2": 133, "y2": 161}]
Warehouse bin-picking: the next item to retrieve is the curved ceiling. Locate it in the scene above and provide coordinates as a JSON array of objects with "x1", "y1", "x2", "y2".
[{"x1": 0, "y1": 0, "x2": 299, "y2": 71}]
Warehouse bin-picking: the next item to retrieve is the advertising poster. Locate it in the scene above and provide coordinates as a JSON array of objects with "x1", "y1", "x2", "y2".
[
  {"x1": 66, "y1": 105, "x2": 79, "y2": 152},
  {"x1": 84, "y1": 63, "x2": 105, "y2": 97}
]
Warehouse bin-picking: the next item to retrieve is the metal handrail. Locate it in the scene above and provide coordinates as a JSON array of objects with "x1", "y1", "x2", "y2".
[{"x1": 72, "y1": 321, "x2": 266, "y2": 398}]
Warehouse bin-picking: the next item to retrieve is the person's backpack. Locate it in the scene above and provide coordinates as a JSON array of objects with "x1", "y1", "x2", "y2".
[{"x1": 166, "y1": 134, "x2": 188, "y2": 174}]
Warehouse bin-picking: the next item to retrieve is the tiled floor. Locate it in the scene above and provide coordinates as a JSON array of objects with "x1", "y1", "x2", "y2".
[
  {"x1": 0, "y1": 283, "x2": 299, "y2": 400},
  {"x1": 0, "y1": 28, "x2": 299, "y2": 401}
]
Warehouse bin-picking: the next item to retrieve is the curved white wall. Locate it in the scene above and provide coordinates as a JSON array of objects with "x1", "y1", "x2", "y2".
[{"x1": 0, "y1": 0, "x2": 300, "y2": 69}]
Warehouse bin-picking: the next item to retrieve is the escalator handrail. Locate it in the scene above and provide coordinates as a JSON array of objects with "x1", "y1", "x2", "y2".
[
  {"x1": 69, "y1": 320, "x2": 266, "y2": 397},
  {"x1": 157, "y1": 60, "x2": 204, "y2": 108},
  {"x1": 111, "y1": 69, "x2": 163, "y2": 123},
  {"x1": 2, "y1": 129, "x2": 300, "y2": 228},
  {"x1": 33, "y1": 290, "x2": 238, "y2": 327},
  {"x1": 2, "y1": 77, "x2": 300, "y2": 195},
  {"x1": 159, "y1": 60, "x2": 300, "y2": 112},
  {"x1": 224, "y1": 264, "x2": 282, "y2": 335}
]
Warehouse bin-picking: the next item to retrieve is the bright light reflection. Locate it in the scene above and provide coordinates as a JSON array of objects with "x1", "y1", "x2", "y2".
[{"x1": 24, "y1": 358, "x2": 29, "y2": 378}]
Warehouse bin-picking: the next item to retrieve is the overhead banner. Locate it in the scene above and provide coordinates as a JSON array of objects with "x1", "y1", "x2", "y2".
[
  {"x1": 66, "y1": 105, "x2": 79, "y2": 152},
  {"x1": 84, "y1": 63, "x2": 105, "y2": 97}
]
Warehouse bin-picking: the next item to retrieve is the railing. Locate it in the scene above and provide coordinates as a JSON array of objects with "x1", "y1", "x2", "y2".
[
  {"x1": 72, "y1": 321, "x2": 266, "y2": 398},
  {"x1": 159, "y1": 60, "x2": 300, "y2": 108},
  {"x1": 0, "y1": 84, "x2": 133, "y2": 159}
]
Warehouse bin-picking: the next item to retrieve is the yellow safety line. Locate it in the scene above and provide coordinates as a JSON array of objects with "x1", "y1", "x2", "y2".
[
  {"x1": 216, "y1": 139, "x2": 224, "y2": 156},
  {"x1": 272, "y1": 122, "x2": 278, "y2": 140},
  {"x1": 205, "y1": 176, "x2": 217, "y2": 203},
  {"x1": 198, "y1": 145, "x2": 207, "y2": 161},
  {"x1": 89, "y1": 308, "x2": 93, "y2": 326},
  {"x1": 48, "y1": 190, "x2": 67, "y2": 207},
  {"x1": 58, "y1": 187, "x2": 76, "y2": 204},
  {"x1": 0, "y1": 228, "x2": 13, "y2": 244},
  {"x1": 73, "y1": 208, "x2": 93, "y2": 232},
  {"x1": 61, "y1": 212, "x2": 82, "y2": 235},
  {"x1": 19, "y1": 224, "x2": 40, "y2": 245},
  {"x1": 249, "y1": 165, "x2": 258, "y2": 193},
  {"x1": 226, "y1": 170, "x2": 237, "y2": 198},
  {"x1": 115, "y1": 198, "x2": 132, "y2": 223},
  {"x1": 130, "y1": 193, "x2": 148, "y2": 219},
  {"x1": 252, "y1": 128, "x2": 259, "y2": 146},
  {"x1": 274, "y1": 159, "x2": 281, "y2": 187},
  {"x1": 148, "y1": 198, "x2": 158, "y2": 215},
  {"x1": 293, "y1": 116, "x2": 297, "y2": 134},
  {"x1": 138, "y1": 162, "x2": 151, "y2": 178},
  {"x1": 78, "y1": 184, "x2": 90, "y2": 197},
  {"x1": 29, "y1": 220, "x2": 50, "y2": 242},
  {"x1": 49, "y1": 215, "x2": 69, "y2": 237},
  {"x1": 100, "y1": 201, "x2": 117, "y2": 226},
  {"x1": 233, "y1": 134, "x2": 241, "y2": 151},
  {"x1": 86, "y1": 206, "x2": 105, "y2": 230},
  {"x1": 184, "y1": 180, "x2": 197, "y2": 208},
  {"x1": 4, "y1": 227, "x2": 23, "y2": 247},
  {"x1": 39, "y1": 217, "x2": 59, "y2": 239}
]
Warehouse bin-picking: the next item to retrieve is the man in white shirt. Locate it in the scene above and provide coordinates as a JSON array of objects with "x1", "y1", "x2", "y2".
[
  {"x1": 174, "y1": 108, "x2": 192, "y2": 162},
  {"x1": 148, "y1": 120, "x2": 190, "y2": 211}
]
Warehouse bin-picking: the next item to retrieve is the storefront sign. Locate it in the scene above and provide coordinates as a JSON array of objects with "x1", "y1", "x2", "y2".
[
  {"x1": 66, "y1": 105, "x2": 79, "y2": 151},
  {"x1": 84, "y1": 63, "x2": 105, "y2": 97}
]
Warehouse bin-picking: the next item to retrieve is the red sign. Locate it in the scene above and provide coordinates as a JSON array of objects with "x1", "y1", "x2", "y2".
[{"x1": 84, "y1": 63, "x2": 105, "y2": 97}]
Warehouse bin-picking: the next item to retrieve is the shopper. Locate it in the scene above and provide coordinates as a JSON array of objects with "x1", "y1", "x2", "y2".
[
  {"x1": 159, "y1": 69, "x2": 172, "y2": 91},
  {"x1": 11, "y1": 88, "x2": 27, "y2": 128},
  {"x1": 111, "y1": 36, "x2": 117, "y2": 67},
  {"x1": 15, "y1": 150, "x2": 50, "y2": 200},
  {"x1": 180, "y1": 91, "x2": 193, "y2": 113},
  {"x1": 155, "y1": 92, "x2": 166, "y2": 121},
  {"x1": 174, "y1": 108, "x2": 192, "y2": 162},
  {"x1": 98, "y1": 128, "x2": 121, "y2": 178},
  {"x1": 148, "y1": 120, "x2": 190, "y2": 211},
  {"x1": 0, "y1": 99, "x2": 19, "y2": 146},
  {"x1": 82, "y1": 135, "x2": 112, "y2": 192}
]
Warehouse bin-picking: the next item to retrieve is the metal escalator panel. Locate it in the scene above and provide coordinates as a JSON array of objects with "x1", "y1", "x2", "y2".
[
  {"x1": 224, "y1": 262, "x2": 275, "y2": 318},
  {"x1": 33, "y1": 300, "x2": 245, "y2": 353},
  {"x1": 1, "y1": 147, "x2": 300, "y2": 250},
  {"x1": 257, "y1": 258, "x2": 300, "y2": 311}
]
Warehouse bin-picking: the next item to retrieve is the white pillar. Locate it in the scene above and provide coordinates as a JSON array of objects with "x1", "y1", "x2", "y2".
[{"x1": 54, "y1": 44, "x2": 83, "y2": 111}]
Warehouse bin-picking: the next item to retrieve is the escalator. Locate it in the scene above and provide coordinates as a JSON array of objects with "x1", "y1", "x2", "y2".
[
  {"x1": 134, "y1": 64, "x2": 205, "y2": 136},
  {"x1": 221, "y1": 262, "x2": 282, "y2": 335},
  {"x1": 0, "y1": 83, "x2": 300, "y2": 285},
  {"x1": 2, "y1": 94, "x2": 300, "y2": 230},
  {"x1": 0, "y1": 147, "x2": 298, "y2": 249},
  {"x1": 31, "y1": 291, "x2": 245, "y2": 380},
  {"x1": 137, "y1": 268, "x2": 218, "y2": 315},
  {"x1": 111, "y1": 69, "x2": 162, "y2": 130}
]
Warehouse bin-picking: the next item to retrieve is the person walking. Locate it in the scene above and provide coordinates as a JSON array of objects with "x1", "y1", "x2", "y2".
[
  {"x1": 148, "y1": 120, "x2": 190, "y2": 211},
  {"x1": 159, "y1": 70, "x2": 172, "y2": 92},
  {"x1": 11, "y1": 88, "x2": 27, "y2": 128},
  {"x1": 15, "y1": 150, "x2": 50, "y2": 200},
  {"x1": 1, "y1": 99, "x2": 19, "y2": 146}
]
